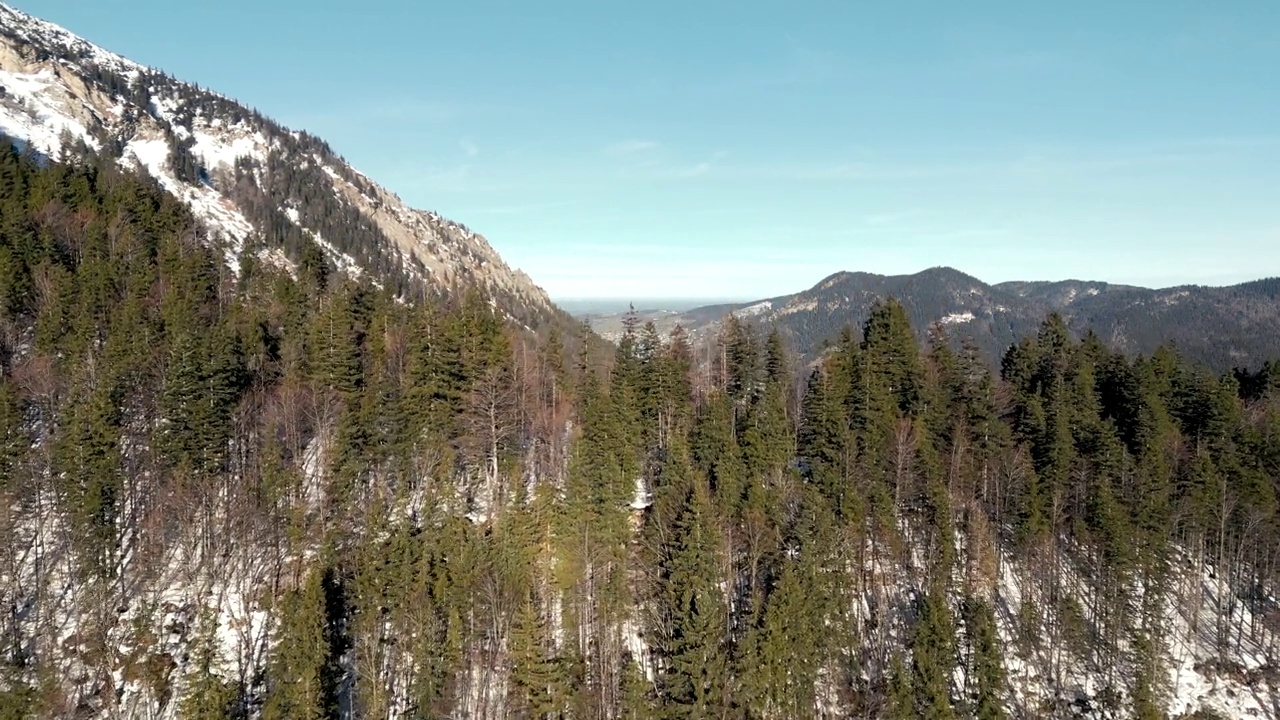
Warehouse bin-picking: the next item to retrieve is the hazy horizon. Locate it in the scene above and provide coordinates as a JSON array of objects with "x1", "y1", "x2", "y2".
[
  {"x1": 553, "y1": 266, "x2": 1279, "y2": 313},
  {"x1": 14, "y1": 0, "x2": 1279, "y2": 299},
  {"x1": 556, "y1": 297, "x2": 749, "y2": 315}
]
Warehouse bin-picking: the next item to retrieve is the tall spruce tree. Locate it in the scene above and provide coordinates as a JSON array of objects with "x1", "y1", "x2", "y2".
[{"x1": 657, "y1": 482, "x2": 729, "y2": 719}]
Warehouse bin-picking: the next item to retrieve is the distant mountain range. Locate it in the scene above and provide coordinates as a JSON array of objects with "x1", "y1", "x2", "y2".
[
  {"x1": 582, "y1": 267, "x2": 1280, "y2": 371},
  {"x1": 9, "y1": 0, "x2": 1272, "y2": 374}
]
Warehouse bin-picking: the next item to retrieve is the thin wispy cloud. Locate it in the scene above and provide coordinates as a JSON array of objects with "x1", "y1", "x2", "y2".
[
  {"x1": 864, "y1": 210, "x2": 924, "y2": 227},
  {"x1": 660, "y1": 135, "x2": 1280, "y2": 186},
  {"x1": 292, "y1": 97, "x2": 472, "y2": 130},
  {"x1": 1012, "y1": 135, "x2": 1280, "y2": 159},
  {"x1": 681, "y1": 150, "x2": 732, "y2": 177},
  {"x1": 30, "y1": 0, "x2": 1276, "y2": 301},
  {"x1": 735, "y1": 161, "x2": 986, "y2": 182},
  {"x1": 676, "y1": 162, "x2": 711, "y2": 178},
  {"x1": 424, "y1": 164, "x2": 472, "y2": 185},
  {"x1": 603, "y1": 139, "x2": 661, "y2": 156},
  {"x1": 601, "y1": 142, "x2": 721, "y2": 179},
  {"x1": 472, "y1": 200, "x2": 578, "y2": 216}
]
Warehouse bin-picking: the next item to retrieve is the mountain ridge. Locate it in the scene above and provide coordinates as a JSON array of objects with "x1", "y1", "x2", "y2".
[
  {"x1": 0, "y1": 0, "x2": 558, "y2": 327},
  {"x1": 0, "y1": 6, "x2": 1278, "y2": 720},
  {"x1": 582, "y1": 266, "x2": 1280, "y2": 371}
]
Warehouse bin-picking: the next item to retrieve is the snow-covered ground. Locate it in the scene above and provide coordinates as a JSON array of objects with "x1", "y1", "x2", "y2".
[
  {"x1": 0, "y1": 3, "x2": 143, "y2": 79},
  {"x1": 282, "y1": 206, "x2": 368, "y2": 280},
  {"x1": 991, "y1": 544, "x2": 1278, "y2": 718},
  {"x1": 190, "y1": 127, "x2": 265, "y2": 171},
  {"x1": 940, "y1": 311, "x2": 977, "y2": 325},
  {"x1": 6, "y1": 460, "x2": 1277, "y2": 719},
  {"x1": 3, "y1": 496, "x2": 279, "y2": 719},
  {"x1": 0, "y1": 65, "x2": 100, "y2": 155},
  {"x1": 124, "y1": 135, "x2": 256, "y2": 270},
  {"x1": 733, "y1": 300, "x2": 773, "y2": 318}
]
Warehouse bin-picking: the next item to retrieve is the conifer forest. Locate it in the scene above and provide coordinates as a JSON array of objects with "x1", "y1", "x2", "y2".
[{"x1": 1, "y1": 143, "x2": 1279, "y2": 719}]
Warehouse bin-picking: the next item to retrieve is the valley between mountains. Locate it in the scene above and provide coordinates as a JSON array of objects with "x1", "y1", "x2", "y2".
[{"x1": 1, "y1": 3, "x2": 1279, "y2": 719}]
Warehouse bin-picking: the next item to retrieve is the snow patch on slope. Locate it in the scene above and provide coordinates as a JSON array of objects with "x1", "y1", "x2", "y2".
[
  {"x1": 125, "y1": 136, "x2": 169, "y2": 170},
  {"x1": 776, "y1": 299, "x2": 818, "y2": 317},
  {"x1": 940, "y1": 311, "x2": 976, "y2": 325},
  {"x1": 190, "y1": 127, "x2": 265, "y2": 170},
  {"x1": 282, "y1": 206, "x2": 368, "y2": 281},
  {"x1": 0, "y1": 65, "x2": 100, "y2": 156},
  {"x1": 630, "y1": 476, "x2": 652, "y2": 510},
  {"x1": 125, "y1": 136, "x2": 254, "y2": 270},
  {"x1": 0, "y1": 2, "x2": 144, "y2": 81},
  {"x1": 991, "y1": 545, "x2": 1279, "y2": 718},
  {"x1": 733, "y1": 300, "x2": 773, "y2": 318},
  {"x1": 5, "y1": 490, "x2": 278, "y2": 719}
]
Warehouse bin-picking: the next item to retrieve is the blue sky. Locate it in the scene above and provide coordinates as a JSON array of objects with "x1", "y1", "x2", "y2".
[{"x1": 13, "y1": 0, "x2": 1280, "y2": 300}]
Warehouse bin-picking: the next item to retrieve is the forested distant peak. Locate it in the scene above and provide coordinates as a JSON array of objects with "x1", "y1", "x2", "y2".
[{"x1": 589, "y1": 267, "x2": 1280, "y2": 373}]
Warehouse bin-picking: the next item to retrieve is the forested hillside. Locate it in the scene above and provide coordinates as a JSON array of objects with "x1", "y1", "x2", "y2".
[
  {"x1": 2, "y1": 145, "x2": 1278, "y2": 718},
  {"x1": 600, "y1": 268, "x2": 1280, "y2": 373}
]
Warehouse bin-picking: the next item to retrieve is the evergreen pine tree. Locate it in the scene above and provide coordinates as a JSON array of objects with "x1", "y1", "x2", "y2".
[
  {"x1": 909, "y1": 587, "x2": 958, "y2": 719},
  {"x1": 178, "y1": 608, "x2": 239, "y2": 720},
  {"x1": 963, "y1": 597, "x2": 1008, "y2": 720},
  {"x1": 798, "y1": 366, "x2": 857, "y2": 520},
  {"x1": 657, "y1": 483, "x2": 729, "y2": 719},
  {"x1": 509, "y1": 591, "x2": 567, "y2": 719},
  {"x1": 263, "y1": 569, "x2": 331, "y2": 720}
]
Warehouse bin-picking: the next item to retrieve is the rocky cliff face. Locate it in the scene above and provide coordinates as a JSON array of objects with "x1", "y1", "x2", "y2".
[{"x1": 0, "y1": 1, "x2": 554, "y2": 324}]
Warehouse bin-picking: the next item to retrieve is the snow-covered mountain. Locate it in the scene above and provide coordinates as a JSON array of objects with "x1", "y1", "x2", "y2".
[{"x1": 0, "y1": 1, "x2": 554, "y2": 323}]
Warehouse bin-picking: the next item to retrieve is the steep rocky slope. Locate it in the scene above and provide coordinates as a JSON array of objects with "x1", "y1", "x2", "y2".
[
  {"x1": 1, "y1": 5, "x2": 1277, "y2": 720},
  {"x1": 0, "y1": 1, "x2": 555, "y2": 326}
]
